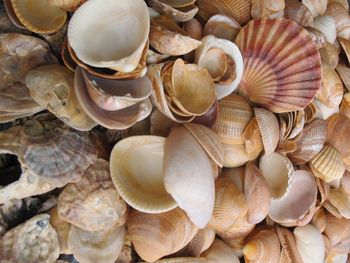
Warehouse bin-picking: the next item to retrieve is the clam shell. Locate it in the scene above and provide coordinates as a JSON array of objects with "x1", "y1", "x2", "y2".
[
  {"x1": 164, "y1": 126, "x2": 215, "y2": 228},
  {"x1": 302, "y1": 0, "x2": 327, "y2": 17},
  {"x1": 184, "y1": 18, "x2": 203, "y2": 40},
  {"x1": 10, "y1": 0, "x2": 67, "y2": 33},
  {"x1": 319, "y1": 42, "x2": 340, "y2": 69},
  {"x1": 212, "y1": 94, "x2": 253, "y2": 145},
  {"x1": 284, "y1": 0, "x2": 313, "y2": 27},
  {"x1": 254, "y1": 108, "x2": 279, "y2": 155},
  {"x1": 47, "y1": 0, "x2": 86, "y2": 11},
  {"x1": 242, "y1": 117, "x2": 263, "y2": 160},
  {"x1": 275, "y1": 226, "x2": 303, "y2": 263},
  {"x1": 192, "y1": 99, "x2": 219, "y2": 128},
  {"x1": 251, "y1": 0, "x2": 285, "y2": 19},
  {"x1": 340, "y1": 93, "x2": 350, "y2": 119},
  {"x1": 150, "y1": 109, "x2": 177, "y2": 137},
  {"x1": 110, "y1": 135, "x2": 176, "y2": 213},
  {"x1": 61, "y1": 38, "x2": 77, "y2": 72},
  {"x1": 311, "y1": 16, "x2": 337, "y2": 44},
  {"x1": 310, "y1": 144, "x2": 345, "y2": 183},
  {"x1": 202, "y1": 239, "x2": 240, "y2": 263},
  {"x1": 68, "y1": 0, "x2": 149, "y2": 72},
  {"x1": 288, "y1": 119, "x2": 327, "y2": 165},
  {"x1": 148, "y1": 0, "x2": 198, "y2": 22},
  {"x1": 203, "y1": 14, "x2": 241, "y2": 41},
  {"x1": 326, "y1": 2, "x2": 350, "y2": 39},
  {"x1": 128, "y1": 208, "x2": 198, "y2": 262},
  {"x1": 235, "y1": 18, "x2": 322, "y2": 113}
]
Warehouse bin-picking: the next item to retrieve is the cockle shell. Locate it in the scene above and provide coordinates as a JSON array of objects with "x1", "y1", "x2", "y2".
[
  {"x1": 68, "y1": 224, "x2": 125, "y2": 263},
  {"x1": 203, "y1": 14, "x2": 241, "y2": 41},
  {"x1": 311, "y1": 16, "x2": 337, "y2": 44},
  {"x1": 9, "y1": 0, "x2": 67, "y2": 33},
  {"x1": 326, "y1": 2, "x2": 350, "y2": 40},
  {"x1": 148, "y1": 0, "x2": 198, "y2": 22},
  {"x1": 251, "y1": 0, "x2": 285, "y2": 19},
  {"x1": 49, "y1": 207, "x2": 71, "y2": 254},
  {"x1": 302, "y1": 0, "x2": 327, "y2": 17},
  {"x1": 294, "y1": 225, "x2": 325, "y2": 263},
  {"x1": 316, "y1": 177, "x2": 330, "y2": 204},
  {"x1": 164, "y1": 126, "x2": 215, "y2": 228},
  {"x1": 26, "y1": 65, "x2": 96, "y2": 131},
  {"x1": 195, "y1": 35, "x2": 244, "y2": 99},
  {"x1": 326, "y1": 189, "x2": 350, "y2": 219},
  {"x1": 3, "y1": 0, "x2": 27, "y2": 29},
  {"x1": 236, "y1": 18, "x2": 322, "y2": 113},
  {"x1": 202, "y1": 239, "x2": 240, "y2": 263},
  {"x1": 275, "y1": 226, "x2": 303, "y2": 263},
  {"x1": 128, "y1": 208, "x2": 198, "y2": 262},
  {"x1": 68, "y1": 0, "x2": 149, "y2": 72},
  {"x1": 110, "y1": 135, "x2": 176, "y2": 213},
  {"x1": 324, "y1": 214, "x2": 350, "y2": 253},
  {"x1": 0, "y1": 214, "x2": 60, "y2": 263},
  {"x1": 47, "y1": 0, "x2": 86, "y2": 12},
  {"x1": 340, "y1": 93, "x2": 350, "y2": 119},
  {"x1": 242, "y1": 117, "x2": 263, "y2": 160},
  {"x1": 284, "y1": 0, "x2": 313, "y2": 27}
]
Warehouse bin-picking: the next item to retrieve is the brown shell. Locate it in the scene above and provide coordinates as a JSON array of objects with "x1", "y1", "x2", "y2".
[
  {"x1": 57, "y1": 159, "x2": 127, "y2": 232},
  {"x1": 324, "y1": 213, "x2": 350, "y2": 253},
  {"x1": 311, "y1": 207, "x2": 327, "y2": 233},
  {"x1": 284, "y1": 0, "x2": 313, "y2": 27},
  {"x1": 235, "y1": 18, "x2": 322, "y2": 113},
  {"x1": 47, "y1": 0, "x2": 86, "y2": 12},
  {"x1": 251, "y1": 0, "x2": 285, "y2": 19},
  {"x1": 275, "y1": 226, "x2": 303, "y2": 263},
  {"x1": 49, "y1": 207, "x2": 71, "y2": 254},
  {"x1": 242, "y1": 117, "x2": 263, "y2": 160},
  {"x1": 336, "y1": 64, "x2": 350, "y2": 91},
  {"x1": 326, "y1": 2, "x2": 350, "y2": 39},
  {"x1": 319, "y1": 42, "x2": 340, "y2": 69}
]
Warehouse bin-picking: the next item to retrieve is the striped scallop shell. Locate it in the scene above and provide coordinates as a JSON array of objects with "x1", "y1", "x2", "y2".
[{"x1": 235, "y1": 18, "x2": 322, "y2": 113}]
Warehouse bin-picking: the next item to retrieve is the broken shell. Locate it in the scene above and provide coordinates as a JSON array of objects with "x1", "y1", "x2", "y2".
[
  {"x1": 110, "y1": 135, "x2": 176, "y2": 213},
  {"x1": 150, "y1": 16, "x2": 201, "y2": 56},
  {"x1": 242, "y1": 117, "x2": 263, "y2": 160},
  {"x1": 164, "y1": 126, "x2": 215, "y2": 228},
  {"x1": 9, "y1": 0, "x2": 67, "y2": 33},
  {"x1": 284, "y1": 0, "x2": 313, "y2": 27},
  {"x1": 340, "y1": 93, "x2": 350, "y2": 119},
  {"x1": 302, "y1": 0, "x2": 327, "y2": 17},
  {"x1": 68, "y1": 224, "x2": 125, "y2": 263},
  {"x1": 26, "y1": 65, "x2": 96, "y2": 131},
  {"x1": 202, "y1": 239, "x2": 240, "y2": 263},
  {"x1": 147, "y1": 49, "x2": 171, "y2": 64},
  {"x1": 236, "y1": 18, "x2": 322, "y2": 113},
  {"x1": 243, "y1": 227, "x2": 281, "y2": 263},
  {"x1": 254, "y1": 108, "x2": 279, "y2": 155},
  {"x1": 148, "y1": 0, "x2": 198, "y2": 22},
  {"x1": 310, "y1": 144, "x2": 345, "y2": 183},
  {"x1": 326, "y1": 2, "x2": 350, "y2": 39},
  {"x1": 312, "y1": 16, "x2": 337, "y2": 44},
  {"x1": 49, "y1": 207, "x2": 71, "y2": 254},
  {"x1": 259, "y1": 152, "x2": 294, "y2": 199},
  {"x1": 251, "y1": 0, "x2": 285, "y2": 19},
  {"x1": 203, "y1": 14, "x2": 241, "y2": 41},
  {"x1": 68, "y1": 0, "x2": 149, "y2": 72},
  {"x1": 128, "y1": 208, "x2": 198, "y2": 262},
  {"x1": 47, "y1": 0, "x2": 86, "y2": 12},
  {"x1": 57, "y1": 159, "x2": 127, "y2": 231},
  {"x1": 195, "y1": 35, "x2": 244, "y2": 99},
  {"x1": 196, "y1": 48, "x2": 228, "y2": 82},
  {"x1": 0, "y1": 214, "x2": 60, "y2": 262},
  {"x1": 294, "y1": 224, "x2": 325, "y2": 263},
  {"x1": 275, "y1": 226, "x2": 303, "y2": 263}
]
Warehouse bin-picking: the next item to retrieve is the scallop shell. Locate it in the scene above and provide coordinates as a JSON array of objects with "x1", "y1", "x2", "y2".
[
  {"x1": 203, "y1": 14, "x2": 241, "y2": 41},
  {"x1": 310, "y1": 144, "x2": 345, "y2": 183},
  {"x1": 288, "y1": 119, "x2": 327, "y2": 165},
  {"x1": 294, "y1": 225, "x2": 325, "y2": 263},
  {"x1": 68, "y1": 223, "x2": 125, "y2": 263},
  {"x1": 284, "y1": 0, "x2": 313, "y2": 27},
  {"x1": 242, "y1": 117, "x2": 263, "y2": 160},
  {"x1": 251, "y1": 0, "x2": 285, "y2": 19},
  {"x1": 235, "y1": 18, "x2": 322, "y2": 113},
  {"x1": 68, "y1": 0, "x2": 149, "y2": 72},
  {"x1": 275, "y1": 226, "x2": 303, "y2": 263},
  {"x1": 128, "y1": 208, "x2": 198, "y2": 262},
  {"x1": 326, "y1": 2, "x2": 350, "y2": 39},
  {"x1": 202, "y1": 239, "x2": 240, "y2": 263},
  {"x1": 340, "y1": 93, "x2": 350, "y2": 119},
  {"x1": 302, "y1": 0, "x2": 327, "y2": 17},
  {"x1": 110, "y1": 135, "x2": 176, "y2": 213},
  {"x1": 49, "y1": 207, "x2": 71, "y2": 254},
  {"x1": 311, "y1": 16, "x2": 337, "y2": 44},
  {"x1": 148, "y1": 0, "x2": 198, "y2": 22},
  {"x1": 0, "y1": 214, "x2": 60, "y2": 262},
  {"x1": 213, "y1": 94, "x2": 253, "y2": 145},
  {"x1": 47, "y1": 0, "x2": 86, "y2": 11},
  {"x1": 164, "y1": 126, "x2": 215, "y2": 228}
]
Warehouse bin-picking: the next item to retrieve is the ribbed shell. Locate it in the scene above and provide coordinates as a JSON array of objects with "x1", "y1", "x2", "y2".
[
  {"x1": 235, "y1": 18, "x2": 322, "y2": 113},
  {"x1": 310, "y1": 145, "x2": 345, "y2": 183},
  {"x1": 327, "y1": 189, "x2": 350, "y2": 219},
  {"x1": 275, "y1": 226, "x2": 303, "y2": 263},
  {"x1": 284, "y1": 0, "x2": 313, "y2": 27},
  {"x1": 212, "y1": 94, "x2": 253, "y2": 145},
  {"x1": 324, "y1": 214, "x2": 350, "y2": 251},
  {"x1": 311, "y1": 207, "x2": 327, "y2": 233},
  {"x1": 242, "y1": 117, "x2": 263, "y2": 160},
  {"x1": 326, "y1": 2, "x2": 350, "y2": 39}
]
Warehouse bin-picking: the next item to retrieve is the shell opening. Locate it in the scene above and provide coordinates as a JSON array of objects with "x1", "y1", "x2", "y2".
[{"x1": 0, "y1": 154, "x2": 22, "y2": 187}]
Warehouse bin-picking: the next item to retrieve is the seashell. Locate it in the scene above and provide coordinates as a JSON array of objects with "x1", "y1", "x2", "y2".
[
  {"x1": 74, "y1": 67, "x2": 152, "y2": 129},
  {"x1": 302, "y1": 0, "x2": 327, "y2": 17},
  {"x1": 316, "y1": 177, "x2": 330, "y2": 204},
  {"x1": 49, "y1": 207, "x2": 71, "y2": 254},
  {"x1": 305, "y1": 27, "x2": 328, "y2": 49},
  {"x1": 68, "y1": 223, "x2": 125, "y2": 263},
  {"x1": 61, "y1": 38, "x2": 77, "y2": 72},
  {"x1": 284, "y1": 0, "x2": 313, "y2": 27},
  {"x1": 110, "y1": 135, "x2": 176, "y2": 213},
  {"x1": 311, "y1": 16, "x2": 337, "y2": 44},
  {"x1": 213, "y1": 94, "x2": 253, "y2": 145},
  {"x1": 326, "y1": 2, "x2": 350, "y2": 39},
  {"x1": 47, "y1": 0, "x2": 86, "y2": 12},
  {"x1": 26, "y1": 65, "x2": 96, "y2": 131},
  {"x1": 157, "y1": 0, "x2": 196, "y2": 8},
  {"x1": 164, "y1": 126, "x2": 215, "y2": 228},
  {"x1": 147, "y1": 49, "x2": 171, "y2": 65},
  {"x1": 259, "y1": 152, "x2": 294, "y2": 199},
  {"x1": 244, "y1": 162, "x2": 271, "y2": 224},
  {"x1": 326, "y1": 189, "x2": 350, "y2": 219},
  {"x1": 196, "y1": 48, "x2": 228, "y2": 82},
  {"x1": 288, "y1": 119, "x2": 327, "y2": 165},
  {"x1": 208, "y1": 177, "x2": 248, "y2": 232},
  {"x1": 81, "y1": 68, "x2": 152, "y2": 112},
  {"x1": 340, "y1": 93, "x2": 350, "y2": 119},
  {"x1": 196, "y1": 0, "x2": 251, "y2": 25},
  {"x1": 148, "y1": 0, "x2": 198, "y2": 22},
  {"x1": 324, "y1": 214, "x2": 350, "y2": 253},
  {"x1": 242, "y1": 117, "x2": 263, "y2": 160},
  {"x1": 57, "y1": 159, "x2": 127, "y2": 232},
  {"x1": 243, "y1": 227, "x2": 281, "y2": 263},
  {"x1": 195, "y1": 35, "x2": 244, "y2": 99},
  {"x1": 150, "y1": 16, "x2": 201, "y2": 56},
  {"x1": 192, "y1": 99, "x2": 219, "y2": 128},
  {"x1": 202, "y1": 239, "x2": 240, "y2": 263},
  {"x1": 275, "y1": 226, "x2": 303, "y2": 263},
  {"x1": 340, "y1": 171, "x2": 350, "y2": 195},
  {"x1": 128, "y1": 208, "x2": 198, "y2": 262},
  {"x1": 221, "y1": 166, "x2": 245, "y2": 192},
  {"x1": 329, "y1": 0, "x2": 349, "y2": 10},
  {"x1": 68, "y1": 0, "x2": 149, "y2": 72},
  {"x1": 311, "y1": 207, "x2": 327, "y2": 233},
  {"x1": 320, "y1": 42, "x2": 340, "y2": 69},
  {"x1": 313, "y1": 98, "x2": 340, "y2": 120},
  {"x1": 339, "y1": 38, "x2": 350, "y2": 65},
  {"x1": 150, "y1": 109, "x2": 177, "y2": 137},
  {"x1": 222, "y1": 143, "x2": 251, "y2": 168},
  {"x1": 317, "y1": 62, "x2": 344, "y2": 109},
  {"x1": 9, "y1": 0, "x2": 67, "y2": 33},
  {"x1": 203, "y1": 14, "x2": 241, "y2": 41},
  {"x1": 183, "y1": 123, "x2": 224, "y2": 167},
  {"x1": 310, "y1": 144, "x2": 345, "y2": 183},
  {"x1": 254, "y1": 108, "x2": 279, "y2": 155},
  {"x1": 183, "y1": 18, "x2": 203, "y2": 40},
  {"x1": 3, "y1": 0, "x2": 27, "y2": 29},
  {"x1": 236, "y1": 18, "x2": 322, "y2": 113},
  {"x1": 150, "y1": 257, "x2": 206, "y2": 263},
  {"x1": 251, "y1": 0, "x2": 285, "y2": 19}
]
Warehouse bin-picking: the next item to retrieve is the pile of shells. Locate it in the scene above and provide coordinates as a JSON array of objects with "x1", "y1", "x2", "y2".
[{"x1": 1, "y1": 0, "x2": 350, "y2": 262}]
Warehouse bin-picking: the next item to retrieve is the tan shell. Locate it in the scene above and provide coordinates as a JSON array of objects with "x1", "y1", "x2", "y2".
[
  {"x1": 164, "y1": 126, "x2": 215, "y2": 228},
  {"x1": 202, "y1": 239, "x2": 240, "y2": 263},
  {"x1": 49, "y1": 207, "x2": 71, "y2": 254},
  {"x1": 275, "y1": 226, "x2": 303, "y2": 263},
  {"x1": 183, "y1": 18, "x2": 203, "y2": 40},
  {"x1": 47, "y1": 0, "x2": 86, "y2": 11},
  {"x1": 242, "y1": 117, "x2": 263, "y2": 160},
  {"x1": 251, "y1": 0, "x2": 285, "y2": 19},
  {"x1": 0, "y1": 214, "x2": 60, "y2": 263},
  {"x1": 340, "y1": 93, "x2": 350, "y2": 119},
  {"x1": 311, "y1": 16, "x2": 337, "y2": 44},
  {"x1": 147, "y1": 49, "x2": 171, "y2": 65},
  {"x1": 221, "y1": 166, "x2": 245, "y2": 192},
  {"x1": 302, "y1": 0, "x2": 327, "y2": 17},
  {"x1": 203, "y1": 14, "x2": 241, "y2": 41},
  {"x1": 311, "y1": 207, "x2": 327, "y2": 233},
  {"x1": 213, "y1": 94, "x2": 253, "y2": 145},
  {"x1": 326, "y1": 189, "x2": 350, "y2": 219},
  {"x1": 128, "y1": 208, "x2": 198, "y2": 262},
  {"x1": 68, "y1": 224, "x2": 125, "y2": 263},
  {"x1": 236, "y1": 18, "x2": 322, "y2": 113},
  {"x1": 310, "y1": 144, "x2": 345, "y2": 183},
  {"x1": 316, "y1": 177, "x2": 330, "y2": 204},
  {"x1": 339, "y1": 38, "x2": 350, "y2": 65},
  {"x1": 222, "y1": 143, "x2": 251, "y2": 168},
  {"x1": 326, "y1": 2, "x2": 350, "y2": 39},
  {"x1": 319, "y1": 42, "x2": 340, "y2": 69},
  {"x1": 305, "y1": 27, "x2": 328, "y2": 49},
  {"x1": 148, "y1": 0, "x2": 198, "y2": 22},
  {"x1": 340, "y1": 171, "x2": 350, "y2": 195},
  {"x1": 243, "y1": 227, "x2": 281, "y2": 263},
  {"x1": 284, "y1": 0, "x2": 313, "y2": 27},
  {"x1": 324, "y1": 214, "x2": 350, "y2": 253},
  {"x1": 150, "y1": 109, "x2": 177, "y2": 137}
]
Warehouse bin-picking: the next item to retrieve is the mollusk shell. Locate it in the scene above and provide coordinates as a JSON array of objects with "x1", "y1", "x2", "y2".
[
  {"x1": 326, "y1": 2, "x2": 350, "y2": 40},
  {"x1": 148, "y1": 0, "x2": 198, "y2": 22},
  {"x1": 284, "y1": 0, "x2": 313, "y2": 27},
  {"x1": 203, "y1": 14, "x2": 241, "y2": 41},
  {"x1": 47, "y1": 0, "x2": 86, "y2": 12},
  {"x1": 302, "y1": 0, "x2": 327, "y2": 17},
  {"x1": 235, "y1": 18, "x2": 322, "y2": 113}
]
